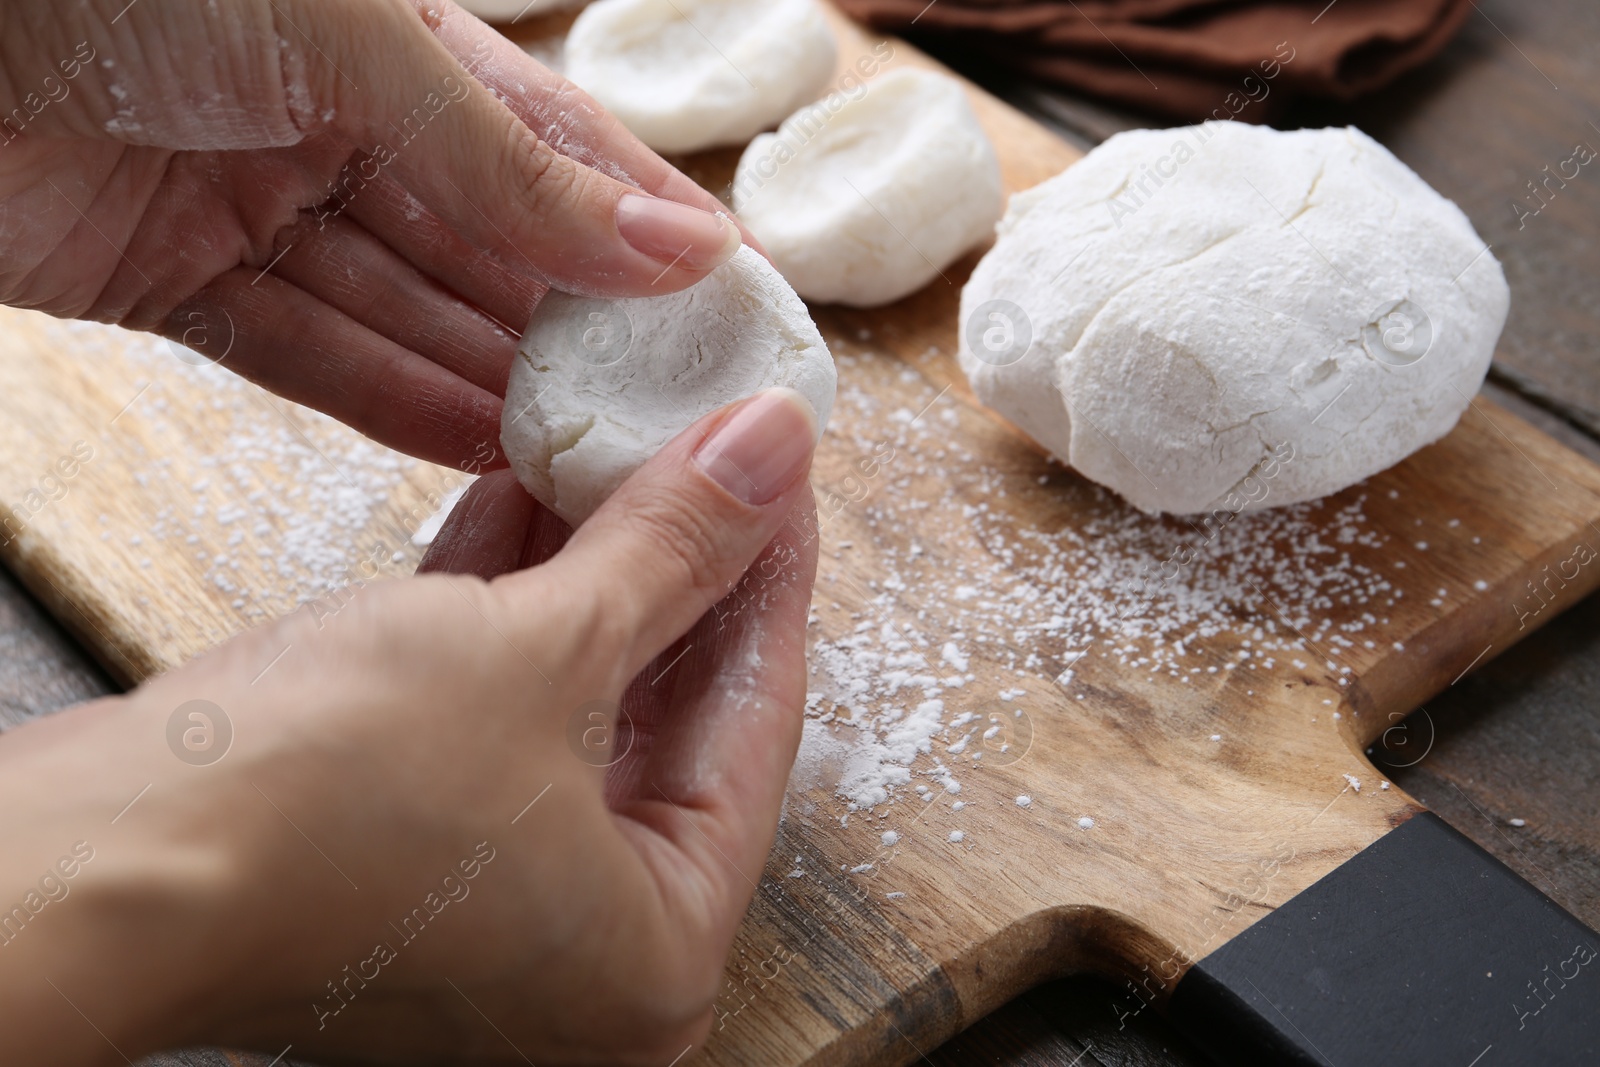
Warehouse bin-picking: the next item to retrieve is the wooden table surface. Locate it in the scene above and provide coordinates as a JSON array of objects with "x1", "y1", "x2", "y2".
[{"x1": 1, "y1": 1, "x2": 1594, "y2": 1064}]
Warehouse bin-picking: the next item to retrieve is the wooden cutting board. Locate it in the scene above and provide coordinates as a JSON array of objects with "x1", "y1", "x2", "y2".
[{"x1": 3, "y1": 10, "x2": 1600, "y2": 1066}]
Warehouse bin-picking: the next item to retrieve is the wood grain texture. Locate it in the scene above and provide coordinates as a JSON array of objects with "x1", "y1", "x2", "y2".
[
  {"x1": 689, "y1": 332, "x2": 1600, "y2": 1067},
  {"x1": 941, "y1": 6, "x2": 1600, "y2": 1057},
  {"x1": 932, "y1": 5, "x2": 1600, "y2": 1062},
  {"x1": 1386, "y1": 590, "x2": 1600, "y2": 932},
  {"x1": 518, "y1": 10, "x2": 1600, "y2": 1067},
  {"x1": 926, "y1": 382, "x2": 1600, "y2": 1067},
  {"x1": 928, "y1": 975, "x2": 1207, "y2": 1067},
  {"x1": 0, "y1": 9, "x2": 1597, "y2": 1067},
  {"x1": 907, "y1": 6, "x2": 1600, "y2": 1057},
  {"x1": 0, "y1": 319, "x2": 455, "y2": 686}
]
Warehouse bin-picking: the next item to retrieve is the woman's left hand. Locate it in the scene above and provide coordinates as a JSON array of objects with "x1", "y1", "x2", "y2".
[{"x1": 0, "y1": 390, "x2": 819, "y2": 1066}]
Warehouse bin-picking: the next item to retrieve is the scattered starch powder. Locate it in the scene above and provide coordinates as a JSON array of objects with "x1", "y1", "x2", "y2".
[
  {"x1": 46, "y1": 320, "x2": 425, "y2": 625},
  {"x1": 948, "y1": 831, "x2": 965, "y2": 843},
  {"x1": 1343, "y1": 773, "x2": 1363, "y2": 793},
  {"x1": 15, "y1": 260, "x2": 1386, "y2": 889},
  {"x1": 50, "y1": 276, "x2": 1431, "y2": 882},
  {"x1": 1015, "y1": 795, "x2": 1032, "y2": 807},
  {"x1": 1509, "y1": 818, "x2": 1527, "y2": 828},
  {"x1": 776, "y1": 341, "x2": 1440, "y2": 874},
  {"x1": 881, "y1": 830, "x2": 900, "y2": 847},
  {"x1": 794, "y1": 367, "x2": 1408, "y2": 820}
]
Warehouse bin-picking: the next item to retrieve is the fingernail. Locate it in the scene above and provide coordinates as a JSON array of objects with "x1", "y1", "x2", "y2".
[
  {"x1": 616, "y1": 193, "x2": 742, "y2": 273},
  {"x1": 694, "y1": 389, "x2": 818, "y2": 506}
]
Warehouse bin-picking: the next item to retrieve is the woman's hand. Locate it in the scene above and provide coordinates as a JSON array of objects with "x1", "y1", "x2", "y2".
[
  {"x1": 0, "y1": 0, "x2": 748, "y2": 469},
  {"x1": 0, "y1": 390, "x2": 819, "y2": 1066}
]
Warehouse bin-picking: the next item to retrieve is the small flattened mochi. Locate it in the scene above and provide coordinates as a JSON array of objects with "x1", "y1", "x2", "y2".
[
  {"x1": 563, "y1": 0, "x2": 837, "y2": 154},
  {"x1": 501, "y1": 246, "x2": 837, "y2": 525},
  {"x1": 733, "y1": 68, "x2": 1003, "y2": 308},
  {"x1": 958, "y1": 122, "x2": 1510, "y2": 515}
]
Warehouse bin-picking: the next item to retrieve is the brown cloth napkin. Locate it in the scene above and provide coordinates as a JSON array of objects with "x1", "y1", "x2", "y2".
[{"x1": 834, "y1": 0, "x2": 1472, "y2": 122}]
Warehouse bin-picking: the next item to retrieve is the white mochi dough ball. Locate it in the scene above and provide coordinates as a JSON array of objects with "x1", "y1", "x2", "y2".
[
  {"x1": 733, "y1": 68, "x2": 1003, "y2": 308},
  {"x1": 563, "y1": 0, "x2": 837, "y2": 154},
  {"x1": 456, "y1": 0, "x2": 587, "y2": 21},
  {"x1": 502, "y1": 246, "x2": 837, "y2": 525},
  {"x1": 958, "y1": 122, "x2": 1510, "y2": 515}
]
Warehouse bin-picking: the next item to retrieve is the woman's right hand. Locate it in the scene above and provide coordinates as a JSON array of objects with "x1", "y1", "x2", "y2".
[{"x1": 0, "y1": 0, "x2": 750, "y2": 470}]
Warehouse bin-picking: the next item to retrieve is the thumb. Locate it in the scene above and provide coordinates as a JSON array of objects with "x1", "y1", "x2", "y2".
[{"x1": 509, "y1": 388, "x2": 820, "y2": 684}]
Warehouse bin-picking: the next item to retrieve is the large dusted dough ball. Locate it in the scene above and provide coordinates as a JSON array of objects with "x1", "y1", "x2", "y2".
[
  {"x1": 733, "y1": 68, "x2": 1003, "y2": 308},
  {"x1": 959, "y1": 122, "x2": 1509, "y2": 515},
  {"x1": 502, "y1": 247, "x2": 837, "y2": 525},
  {"x1": 562, "y1": 0, "x2": 837, "y2": 154}
]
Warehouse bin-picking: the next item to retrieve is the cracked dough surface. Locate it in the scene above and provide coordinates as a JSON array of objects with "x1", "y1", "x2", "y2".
[
  {"x1": 563, "y1": 0, "x2": 837, "y2": 154},
  {"x1": 733, "y1": 68, "x2": 1002, "y2": 308},
  {"x1": 959, "y1": 122, "x2": 1510, "y2": 515},
  {"x1": 502, "y1": 246, "x2": 837, "y2": 525}
]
